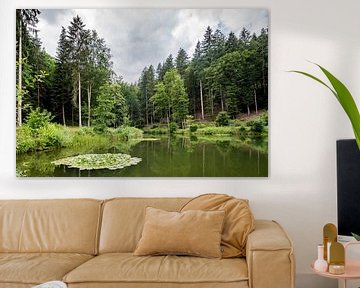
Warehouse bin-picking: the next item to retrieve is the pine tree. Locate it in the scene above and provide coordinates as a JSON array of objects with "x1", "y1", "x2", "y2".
[
  {"x1": 225, "y1": 32, "x2": 238, "y2": 53},
  {"x1": 175, "y1": 48, "x2": 189, "y2": 79},
  {"x1": 67, "y1": 15, "x2": 90, "y2": 127},
  {"x1": 212, "y1": 29, "x2": 226, "y2": 59},
  {"x1": 53, "y1": 26, "x2": 72, "y2": 125},
  {"x1": 156, "y1": 62, "x2": 163, "y2": 81},
  {"x1": 16, "y1": 9, "x2": 41, "y2": 126},
  {"x1": 161, "y1": 54, "x2": 174, "y2": 79}
]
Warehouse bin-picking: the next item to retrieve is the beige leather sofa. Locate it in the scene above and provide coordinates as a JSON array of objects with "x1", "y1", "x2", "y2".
[{"x1": 0, "y1": 198, "x2": 295, "y2": 288}]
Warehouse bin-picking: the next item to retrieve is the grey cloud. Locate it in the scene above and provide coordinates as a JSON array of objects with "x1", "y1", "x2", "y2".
[
  {"x1": 38, "y1": 8, "x2": 268, "y2": 83},
  {"x1": 39, "y1": 9, "x2": 70, "y2": 25}
]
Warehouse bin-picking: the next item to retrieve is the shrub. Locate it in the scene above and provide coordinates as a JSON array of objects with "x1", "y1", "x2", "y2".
[
  {"x1": 37, "y1": 124, "x2": 64, "y2": 149},
  {"x1": 25, "y1": 108, "x2": 53, "y2": 132},
  {"x1": 262, "y1": 113, "x2": 268, "y2": 125},
  {"x1": 251, "y1": 120, "x2": 264, "y2": 133},
  {"x1": 16, "y1": 124, "x2": 68, "y2": 153},
  {"x1": 185, "y1": 115, "x2": 194, "y2": 128},
  {"x1": 16, "y1": 126, "x2": 36, "y2": 154},
  {"x1": 246, "y1": 120, "x2": 255, "y2": 127},
  {"x1": 190, "y1": 124, "x2": 198, "y2": 133},
  {"x1": 169, "y1": 122, "x2": 178, "y2": 134},
  {"x1": 215, "y1": 112, "x2": 230, "y2": 126},
  {"x1": 116, "y1": 126, "x2": 143, "y2": 140},
  {"x1": 77, "y1": 127, "x2": 96, "y2": 136}
]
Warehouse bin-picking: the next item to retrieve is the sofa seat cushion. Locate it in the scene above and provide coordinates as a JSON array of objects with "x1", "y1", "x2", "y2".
[
  {"x1": 0, "y1": 253, "x2": 93, "y2": 285},
  {"x1": 64, "y1": 253, "x2": 248, "y2": 285}
]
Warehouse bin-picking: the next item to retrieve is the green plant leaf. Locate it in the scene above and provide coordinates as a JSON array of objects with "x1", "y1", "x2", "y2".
[
  {"x1": 290, "y1": 64, "x2": 360, "y2": 150},
  {"x1": 351, "y1": 232, "x2": 360, "y2": 241}
]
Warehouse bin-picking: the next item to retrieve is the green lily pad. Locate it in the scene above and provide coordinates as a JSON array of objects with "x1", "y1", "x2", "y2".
[{"x1": 52, "y1": 153, "x2": 142, "y2": 170}]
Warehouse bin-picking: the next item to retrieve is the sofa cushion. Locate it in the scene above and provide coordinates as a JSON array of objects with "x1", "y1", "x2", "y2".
[
  {"x1": 63, "y1": 253, "x2": 248, "y2": 285},
  {"x1": 181, "y1": 194, "x2": 254, "y2": 258},
  {"x1": 0, "y1": 199, "x2": 102, "y2": 254},
  {"x1": 134, "y1": 207, "x2": 225, "y2": 258},
  {"x1": 0, "y1": 253, "x2": 93, "y2": 285},
  {"x1": 99, "y1": 198, "x2": 190, "y2": 253}
]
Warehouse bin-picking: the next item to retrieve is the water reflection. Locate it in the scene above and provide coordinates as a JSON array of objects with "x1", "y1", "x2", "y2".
[{"x1": 16, "y1": 135, "x2": 268, "y2": 177}]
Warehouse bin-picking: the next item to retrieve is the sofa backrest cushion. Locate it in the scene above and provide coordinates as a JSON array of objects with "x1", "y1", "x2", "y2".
[
  {"x1": 99, "y1": 198, "x2": 189, "y2": 253},
  {"x1": 0, "y1": 199, "x2": 102, "y2": 254}
]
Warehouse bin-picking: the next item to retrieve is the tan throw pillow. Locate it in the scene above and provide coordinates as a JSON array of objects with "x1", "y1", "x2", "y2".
[
  {"x1": 134, "y1": 207, "x2": 225, "y2": 258},
  {"x1": 181, "y1": 193, "x2": 254, "y2": 258}
]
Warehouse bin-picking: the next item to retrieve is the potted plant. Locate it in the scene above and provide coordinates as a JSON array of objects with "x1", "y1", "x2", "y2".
[
  {"x1": 291, "y1": 64, "x2": 360, "y2": 241},
  {"x1": 290, "y1": 63, "x2": 360, "y2": 150}
]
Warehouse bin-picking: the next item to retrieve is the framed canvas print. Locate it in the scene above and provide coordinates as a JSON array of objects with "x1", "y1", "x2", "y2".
[{"x1": 16, "y1": 8, "x2": 269, "y2": 177}]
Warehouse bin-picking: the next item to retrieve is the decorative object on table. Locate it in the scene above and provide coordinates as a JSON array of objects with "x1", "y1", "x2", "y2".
[
  {"x1": 323, "y1": 223, "x2": 337, "y2": 262},
  {"x1": 16, "y1": 8, "x2": 269, "y2": 178},
  {"x1": 312, "y1": 236, "x2": 360, "y2": 288},
  {"x1": 290, "y1": 63, "x2": 360, "y2": 150},
  {"x1": 314, "y1": 244, "x2": 328, "y2": 272},
  {"x1": 329, "y1": 242, "x2": 345, "y2": 275},
  {"x1": 32, "y1": 281, "x2": 67, "y2": 288}
]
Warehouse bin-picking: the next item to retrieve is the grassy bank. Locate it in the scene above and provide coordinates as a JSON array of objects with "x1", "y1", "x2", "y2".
[
  {"x1": 143, "y1": 111, "x2": 268, "y2": 137},
  {"x1": 16, "y1": 125, "x2": 143, "y2": 154}
]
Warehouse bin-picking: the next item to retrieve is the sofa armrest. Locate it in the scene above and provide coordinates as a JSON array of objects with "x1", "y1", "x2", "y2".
[{"x1": 246, "y1": 220, "x2": 295, "y2": 288}]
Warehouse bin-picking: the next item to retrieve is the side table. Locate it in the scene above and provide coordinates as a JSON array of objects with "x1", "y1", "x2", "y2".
[{"x1": 311, "y1": 242, "x2": 360, "y2": 288}]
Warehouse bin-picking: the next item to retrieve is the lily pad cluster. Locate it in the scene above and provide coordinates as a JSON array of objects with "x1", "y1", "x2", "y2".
[{"x1": 52, "y1": 153, "x2": 142, "y2": 170}]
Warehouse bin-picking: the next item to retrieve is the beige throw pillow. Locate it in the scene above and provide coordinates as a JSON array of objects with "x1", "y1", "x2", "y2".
[
  {"x1": 134, "y1": 207, "x2": 225, "y2": 258},
  {"x1": 181, "y1": 194, "x2": 255, "y2": 258}
]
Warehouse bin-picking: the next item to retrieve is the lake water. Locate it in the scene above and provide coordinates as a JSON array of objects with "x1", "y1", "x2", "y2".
[{"x1": 16, "y1": 135, "x2": 268, "y2": 177}]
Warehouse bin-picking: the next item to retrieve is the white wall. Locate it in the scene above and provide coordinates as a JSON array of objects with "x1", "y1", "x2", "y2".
[{"x1": 1, "y1": 0, "x2": 359, "y2": 287}]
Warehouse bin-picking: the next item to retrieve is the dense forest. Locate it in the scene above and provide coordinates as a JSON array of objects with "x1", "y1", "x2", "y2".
[{"x1": 16, "y1": 9, "x2": 268, "y2": 131}]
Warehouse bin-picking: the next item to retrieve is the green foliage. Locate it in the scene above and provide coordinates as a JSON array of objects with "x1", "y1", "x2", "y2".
[
  {"x1": 196, "y1": 126, "x2": 235, "y2": 136},
  {"x1": 16, "y1": 126, "x2": 36, "y2": 153},
  {"x1": 261, "y1": 112, "x2": 268, "y2": 125},
  {"x1": 215, "y1": 111, "x2": 230, "y2": 126},
  {"x1": 143, "y1": 127, "x2": 168, "y2": 135},
  {"x1": 250, "y1": 120, "x2": 264, "y2": 133},
  {"x1": 116, "y1": 126, "x2": 143, "y2": 140},
  {"x1": 351, "y1": 232, "x2": 360, "y2": 241},
  {"x1": 150, "y1": 69, "x2": 189, "y2": 125},
  {"x1": 93, "y1": 83, "x2": 127, "y2": 133},
  {"x1": 291, "y1": 63, "x2": 360, "y2": 150},
  {"x1": 169, "y1": 122, "x2": 178, "y2": 134},
  {"x1": 16, "y1": 123, "x2": 68, "y2": 154},
  {"x1": 190, "y1": 124, "x2": 198, "y2": 133},
  {"x1": 25, "y1": 108, "x2": 53, "y2": 131}
]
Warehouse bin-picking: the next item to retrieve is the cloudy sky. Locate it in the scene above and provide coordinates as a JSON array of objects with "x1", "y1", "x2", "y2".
[{"x1": 37, "y1": 9, "x2": 268, "y2": 83}]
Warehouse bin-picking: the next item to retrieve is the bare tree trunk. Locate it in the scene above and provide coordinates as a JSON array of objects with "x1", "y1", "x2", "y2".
[
  {"x1": 254, "y1": 87, "x2": 258, "y2": 114},
  {"x1": 220, "y1": 86, "x2": 224, "y2": 112},
  {"x1": 200, "y1": 80, "x2": 204, "y2": 120},
  {"x1": 17, "y1": 21, "x2": 23, "y2": 126},
  {"x1": 71, "y1": 106, "x2": 74, "y2": 126},
  {"x1": 210, "y1": 88, "x2": 214, "y2": 116},
  {"x1": 78, "y1": 72, "x2": 82, "y2": 127},
  {"x1": 62, "y1": 103, "x2": 66, "y2": 126},
  {"x1": 247, "y1": 105, "x2": 250, "y2": 116},
  {"x1": 87, "y1": 84, "x2": 91, "y2": 127}
]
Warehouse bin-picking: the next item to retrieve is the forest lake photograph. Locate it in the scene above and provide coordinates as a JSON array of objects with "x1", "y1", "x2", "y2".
[{"x1": 16, "y1": 9, "x2": 269, "y2": 177}]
